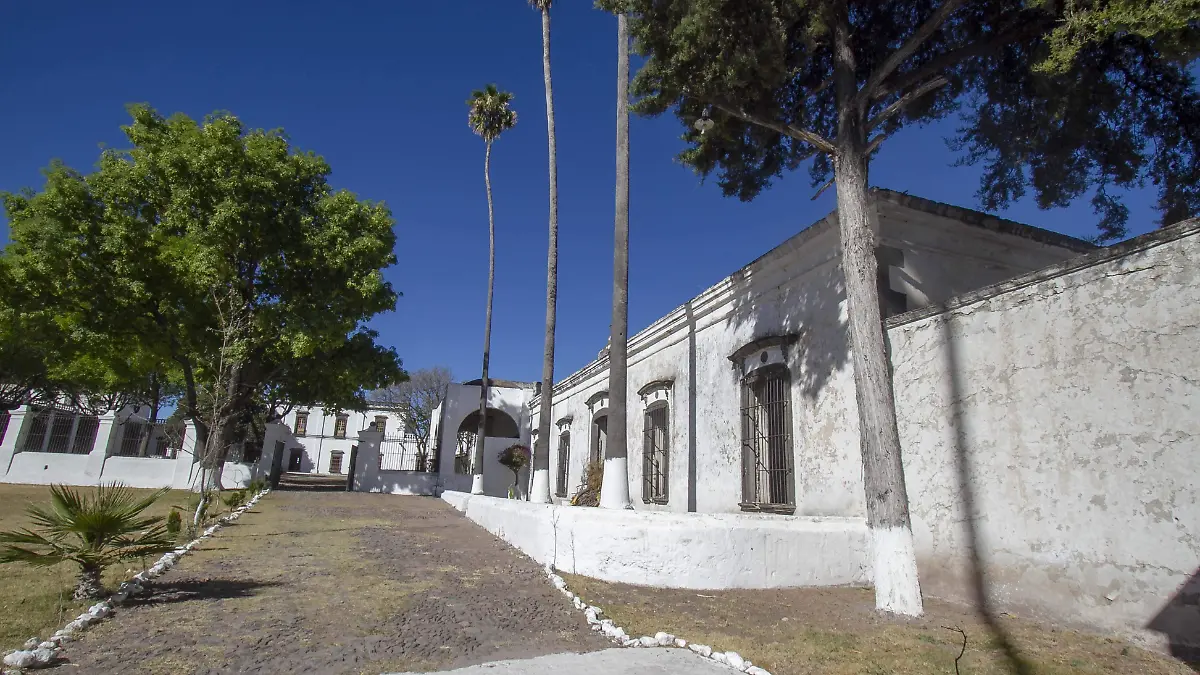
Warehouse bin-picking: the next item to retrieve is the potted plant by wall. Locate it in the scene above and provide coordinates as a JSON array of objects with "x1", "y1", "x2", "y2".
[{"x1": 497, "y1": 444, "x2": 531, "y2": 500}]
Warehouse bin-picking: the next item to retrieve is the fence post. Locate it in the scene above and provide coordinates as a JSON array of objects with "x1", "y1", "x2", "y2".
[
  {"x1": 0, "y1": 406, "x2": 30, "y2": 477},
  {"x1": 353, "y1": 429, "x2": 383, "y2": 493},
  {"x1": 84, "y1": 411, "x2": 118, "y2": 482},
  {"x1": 172, "y1": 420, "x2": 202, "y2": 490}
]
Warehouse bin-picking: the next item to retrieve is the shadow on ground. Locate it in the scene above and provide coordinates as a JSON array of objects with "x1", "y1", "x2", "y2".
[{"x1": 125, "y1": 579, "x2": 283, "y2": 606}]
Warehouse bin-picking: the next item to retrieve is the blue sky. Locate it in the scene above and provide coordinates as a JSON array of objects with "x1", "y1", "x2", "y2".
[{"x1": 0, "y1": 1, "x2": 1162, "y2": 386}]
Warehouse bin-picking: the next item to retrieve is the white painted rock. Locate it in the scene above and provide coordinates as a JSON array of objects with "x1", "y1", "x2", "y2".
[
  {"x1": 573, "y1": 597, "x2": 585, "y2": 610},
  {"x1": 674, "y1": 638, "x2": 687, "y2": 648},
  {"x1": 622, "y1": 638, "x2": 640, "y2": 648},
  {"x1": 4, "y1": 650, "x2": 37, "y2": 668},
  {"x1": 37, "y1": 642, "x2": 54, "y2": 651},
  {"x1": 638, "y1": 636, "x2": 658, "y2": 647},
  {"x1": 584, "y1": 608, "x2": 599, "y2": 623},
  {"x1": 725, "y1": 651, "x2": 746, "y2": 670},
  {"x1": 689, "y1": 644, "x2": 712, "y2": 657},
  {"x1": 747, "y1": 667, "x2": 771, "y2": 675},
  {"x1": 22, "y1": 638, "x2": 38, "y2": 650},
  {"x1": 551, "y1": 576, "x2": 566, "y2": 590},
  {"x1": 65, "y1": 619, "x2": 87, "y2": 632},
  {"x1": 32, "y1": 646, "x2": 59, "y2": 665},
  {"x1": 710, "y1": 652, "x2": 729, "y2": 665},
  {"x1": 655, "y1": 632, "x2": 674, "y2": 647},
  {"x1": 590, "y1": 624, "x2": 602, "y2": 632}
]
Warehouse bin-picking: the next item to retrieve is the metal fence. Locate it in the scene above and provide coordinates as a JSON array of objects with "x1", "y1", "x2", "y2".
[
  {"x1": 19, "y1": 408, "x2": 100, "y2": 455},
  {"x1": 740, "y1": 367, "x2": 795, "y2": 510},
  {"x1": 379, "y1": 434, "x2": 433, "y2": 472},
  {"x1": 115, "y1": 421, "x2": 177, "y2": 458},
  {"x1": 0, "y1": 410, "x2": 9, "y2": 446}
]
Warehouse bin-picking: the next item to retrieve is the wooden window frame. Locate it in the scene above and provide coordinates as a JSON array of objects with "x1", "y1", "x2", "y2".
[
  {"x1": 641, "y1": 402, "x2": 669, "y2": 505},
  {"x1": 294, "y1": 412, "x2": 309, "y2": 437},
  {"x1": 739, "y1": 363, "x2": 796, "y2": 515},
  {"x1": 333, "y1": 415, "x2": 349, "y2": 440}
]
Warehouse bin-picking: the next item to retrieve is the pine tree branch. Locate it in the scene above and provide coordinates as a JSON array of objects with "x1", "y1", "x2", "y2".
[
  {"x1": 708, "y1": 100, "x2": 837, "y2": 155},
  {"x1": 867, "y1": 76, "x2": 950, "y2": 131},
  {"x1": 857, "y1": 0, "x2": 968, "y2": 108}
]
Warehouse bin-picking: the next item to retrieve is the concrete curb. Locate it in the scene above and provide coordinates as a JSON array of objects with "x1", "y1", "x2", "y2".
[
  {"x1": 2, "y1": 488, "x2": 271, "y2": 672},
  {"x1": 542, "y1": 565, "x2": 772, "y2": 675}
]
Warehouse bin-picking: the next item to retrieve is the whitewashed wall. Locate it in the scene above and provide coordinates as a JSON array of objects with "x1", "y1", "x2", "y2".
[
  {"x1": 531, "y1": 192, "x2": 1088, "y2": 516},
  {"x1": 888, "y1": 220, "x2": 1200, "y2": 646},
  {"x1": 433, "y1": 383, "x2": 534, "y2": 498}
]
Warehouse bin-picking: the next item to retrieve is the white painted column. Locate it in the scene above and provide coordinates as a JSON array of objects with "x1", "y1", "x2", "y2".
[
  {"x1": 353, "y1": 429, "x2": 383, "y2": 492},
  {"x1": 172, "y1": 420, "x2": 202, "y2": 490},
  {"x1": 84, "y1": 412, "x2": 118, "y2": 482},
  {"x1": 0, "y1": 406, "x2": 29, "y2": 476}
]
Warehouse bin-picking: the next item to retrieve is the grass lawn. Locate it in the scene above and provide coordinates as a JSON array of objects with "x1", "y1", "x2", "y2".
[
  {"x1": 562, "y1": 575, "x2": 1195, "y2": 675},
  {"x1": 0, "y1": 482, "x2": 217, "y2": 651}
]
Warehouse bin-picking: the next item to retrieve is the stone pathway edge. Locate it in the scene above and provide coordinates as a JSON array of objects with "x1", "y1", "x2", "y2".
[
  {"x1": 543, "y1": 565, "x2": 773, "y2": 675},
  {"x1": 2, "y1": 488, "x2": 272, "y2": 672}
]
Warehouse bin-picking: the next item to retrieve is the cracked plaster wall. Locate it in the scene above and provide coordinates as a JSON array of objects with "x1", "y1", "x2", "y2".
[{"x1": 887, "y1": 223, "x2": 1199, "y2": 644}]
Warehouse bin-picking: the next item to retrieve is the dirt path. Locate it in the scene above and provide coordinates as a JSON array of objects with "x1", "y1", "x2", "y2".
[{"x1": 60, "y1": 484, "x2": 606, "y2": 674}]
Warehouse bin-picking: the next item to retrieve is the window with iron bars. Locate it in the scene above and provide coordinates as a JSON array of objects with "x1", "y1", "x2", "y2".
[
  {"x1": 20, "y1": 408, "x2": 100, "y2": 455},
  {"x1": 740, "y1": 364, "x2": 796, "y2": 513},
  {"x1": 590, "y1": 416, "x2": 607, "y2": 465},
  {"x1": 294, "y1": 412, "x2": 308, "y2": 436},
  {"x1": 334, "y1": 415, "x2": 348, "y2": 439},
  {"x1": 117, "y1": 421, "x2": 171, "y2": 457},
  {"x1": 642, "y1": 403, "x2": 669, "y2": 504},
  {"x1": 0, "y1": 410, "x2": 9, "y2": 446},
  {"x1": 555, "y1": 432, "x2": 570, "y2": 498}
]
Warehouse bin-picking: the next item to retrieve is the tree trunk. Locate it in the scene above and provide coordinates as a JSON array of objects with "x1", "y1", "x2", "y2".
[
  {"x1": 532, "y1": 4, "x2": 559, "y2": 505},
  {"x1": 472, "y1": 140, "x2": 496, "y2": 496},
  {"x1": 831, "y1": 10, "x2": 922, "y2": 617},
  {"x1": 73, "y1": 563, "x2": 104, "y2": 600},
  {"x1": 600, "y1": 12, "x2": 632, "y2": 510}
]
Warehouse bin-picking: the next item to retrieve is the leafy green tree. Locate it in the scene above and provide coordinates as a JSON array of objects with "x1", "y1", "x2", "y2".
[
  {"x1": 530, "y1": 0, "x2": 560, "y2": 505},
  {"x1": 1035, "y1": 0, "x2": 1200, "y2": 74},
  {"x1": 600, "y1": 11, "x2": 634, "y2": 510},
  {"x1": 0, "y1": 483, "x2": 176, "y2": 599},
  {"x1": 600, "y1": 0, "x2": 1198, "y2": 616},
  {"x1": 466, "y1": 85, "x2": 518, "y2": 495},
  {"x1": 2, "y1": 105, "x2": 403, "y2": 486}
]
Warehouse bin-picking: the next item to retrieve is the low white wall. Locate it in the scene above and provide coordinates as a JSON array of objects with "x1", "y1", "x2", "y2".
[
  {"x1": 220, "y1": 462, "x2": 255, "y2": 489},
  {"x1": 5, "y1": 453, "x2": 93, "y2": 485},
  {"x1": 357, "y1": 470, "x2": 437, "y2": 496},
  {"x1": 101, "y1": 456, "x2": 177, "y2": 489},
  {"x1": 442, "y1": 491, "x2": 870, "y2": 589}
]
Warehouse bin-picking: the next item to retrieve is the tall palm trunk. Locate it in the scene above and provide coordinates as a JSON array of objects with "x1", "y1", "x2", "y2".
[
  {"x1": 531, "y1": 5, "x2": 559, "y2": 504},
  {"x1": 831, "y1": 13, "x2": 922, "y2": 615},
  {"x1": 472, "y1": 140, "x2": 497, "y2": 495},
  {"x1": 600, "y1": 12, "x2": 632, "y2": 509}
]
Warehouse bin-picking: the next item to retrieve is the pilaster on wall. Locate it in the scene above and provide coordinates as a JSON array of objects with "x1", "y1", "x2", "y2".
[
  {"x1": 351, "y1": 429, "x2": 383, "y2": 492},
  {"x1": 83, "y1": 411, "x2": 117, "y2": 480},
  {"x1": 0, "y1": 406, "x2": 29, "y2": 475},
  {"x1": 172, "y1": 420, "x2": 203, "y2": 490}
]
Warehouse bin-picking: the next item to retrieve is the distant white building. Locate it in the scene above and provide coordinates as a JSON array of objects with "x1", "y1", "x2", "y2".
[{"x1": 275, "y1": 405, "x2": 408, "y2": 475}]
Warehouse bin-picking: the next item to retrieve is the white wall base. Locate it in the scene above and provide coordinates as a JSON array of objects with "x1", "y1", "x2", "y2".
[
  {"x1": 529, "y1": 468, "x2": 552, "y2": 504},
  {"x1": 470, "y1": 474, "x2": 484, "y2": 495},
  {"x1": 599, "y1": 456, "x2": 631, "y2": 509},
  {"x1": 443, "y1": 491, "x2": 870, "y2": 589},
  {"x1": 871, "y1": 525, "x2": 924, "y2": 616}
]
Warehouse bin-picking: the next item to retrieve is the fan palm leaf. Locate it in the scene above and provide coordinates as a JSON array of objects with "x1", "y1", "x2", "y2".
[{"x1": 0, "y1": 483, "x2": 177, "y2": 599}]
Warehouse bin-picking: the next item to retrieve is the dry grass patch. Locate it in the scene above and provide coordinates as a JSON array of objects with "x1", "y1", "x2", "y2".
[
  {"x1": 0, "y1": 483, "x2": 196, "y2": 650},
  {"x1": 561, "y1": 575, "x2": 1193, "y2": 675}
]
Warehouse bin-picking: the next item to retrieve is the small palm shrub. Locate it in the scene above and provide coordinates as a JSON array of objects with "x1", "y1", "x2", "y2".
[
  {"x1": 0, "y1": 483, "x2": 177, "y2": 599},
  {"x1": 570, "y1": 460, "x2": 603, "y2": 507}
]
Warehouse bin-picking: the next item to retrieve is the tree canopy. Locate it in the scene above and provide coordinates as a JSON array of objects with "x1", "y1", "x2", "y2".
[
  {"x1": 2, "y1": 104, "x2": 405, "y2": 455},
  {"x1": 602, "y1": 0, "x2": 1200, "y2": 241}
]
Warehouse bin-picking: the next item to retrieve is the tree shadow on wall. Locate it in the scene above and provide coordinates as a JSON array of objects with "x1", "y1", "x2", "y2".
[
  {"x1": 1148, "y1": 567, "x2": 1200, "y2": 670},
  {"x1": 938, "y1": 310, "x2": 1035, "y2": 675}
]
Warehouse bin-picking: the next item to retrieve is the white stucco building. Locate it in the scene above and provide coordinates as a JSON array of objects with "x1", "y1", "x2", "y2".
[{"x1": 274, "y1": 405, "x2": 408, "y2": 475}]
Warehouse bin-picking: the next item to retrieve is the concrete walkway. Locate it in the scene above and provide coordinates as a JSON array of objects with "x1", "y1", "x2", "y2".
[{"x1": 386, "y1": 648, "x2": 737, "y2": 674}]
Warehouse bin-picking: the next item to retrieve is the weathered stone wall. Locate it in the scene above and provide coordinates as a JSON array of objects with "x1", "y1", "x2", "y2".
[{"x1": 887, "y1": 220, "x2": 1199, "y2": 645}]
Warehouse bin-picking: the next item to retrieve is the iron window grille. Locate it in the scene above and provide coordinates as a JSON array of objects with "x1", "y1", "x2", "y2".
[
  {"x1": 740, "y1": 364, "x2": 796, "y2": 514},
  {"x1": 294, "y1": 412, "x2": 308, "y2": 437},
  {"x1": 0, "y1": 410, "x2": 9, "y2": 446},
  {"x1": 334, "y1": 415, "x2": 348, "y2": 439},
  {"x1": 642, "y1": 403, "x2": 669, "y2": 504},
  {"x1": 555, "y1": 432, "x2": 570, "y2": 498},
  {"x1": 21, "y1": 408, "x2": 99, "y2": 455},
  {"x1": 590, "y1": 416, "x2": 607, "y2": 465},
  {"x1": 378, "y1": 435, "x2": 434, "y2": 473}
]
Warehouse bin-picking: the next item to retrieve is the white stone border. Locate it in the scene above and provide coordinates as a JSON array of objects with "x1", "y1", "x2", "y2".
[
  {"x1": 543, "y1": 565, "x2": 772, "y2": 675},
  {"x1": 2, "y1": 489, "x2": 272, "y2": 672}
]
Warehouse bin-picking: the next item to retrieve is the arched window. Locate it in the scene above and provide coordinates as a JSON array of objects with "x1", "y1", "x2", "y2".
[
  {"x1": 590, "y1": 415, "x2": 607, "y2": 465},
  {"x1": 642, "y1": 402, "x2": 669, "y2": 504},
  {"x1": 555, "y1": 431, "x2": 570, "y2": 498},
  {"x1": 457, "y1": 408, "x2": 520, "y2": 439}
]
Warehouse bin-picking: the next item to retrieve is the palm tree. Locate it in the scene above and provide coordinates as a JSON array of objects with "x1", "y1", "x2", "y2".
[
  {"x1": 0, "y1": 483, "x2": 176, "y2": 599},
  {"x1": 530, "y1": 0, "x2": 558, "y2": 504},
  {"x1": 599, "y1": 13, "x2": 633, "y2": 509},
  {"x1": 467, "y1": 84, "x2": 518, "y2": 495}
]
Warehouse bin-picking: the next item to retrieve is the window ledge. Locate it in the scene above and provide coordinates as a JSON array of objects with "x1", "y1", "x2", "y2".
[
  {"x1": 642, "y1": 497, "x2": 669, "y2": 506},
  {"x1": 738, "y1": 502, "x2": 796, "y2": 516}
]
